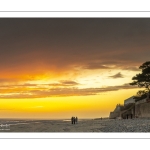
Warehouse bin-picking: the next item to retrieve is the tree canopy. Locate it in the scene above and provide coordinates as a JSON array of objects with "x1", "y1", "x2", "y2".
[{"x1": 130, "y1": 61, "x2": 150, "y2": 101}]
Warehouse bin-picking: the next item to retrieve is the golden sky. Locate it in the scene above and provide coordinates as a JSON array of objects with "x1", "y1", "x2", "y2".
[{"x1": 0, "y1": 18, "x2": 149, "y2": 119}]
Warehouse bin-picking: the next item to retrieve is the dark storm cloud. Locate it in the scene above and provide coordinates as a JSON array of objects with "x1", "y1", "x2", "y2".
[
  {"x1": 108, "y1": 72, "x2": 124, "y2": 78},
  {"x1": 0, "y1": 83, "x2": 137, "y2": 98},
  {"x1": 0, "y1": 18, "x2": 150, "y2": 74}
]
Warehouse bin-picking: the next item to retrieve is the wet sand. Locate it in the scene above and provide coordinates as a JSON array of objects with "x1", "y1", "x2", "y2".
[{"x1": 1, "y1": 118, "x2": 150, "y2": 132}]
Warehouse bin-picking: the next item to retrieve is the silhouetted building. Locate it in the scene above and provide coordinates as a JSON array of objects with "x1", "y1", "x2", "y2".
[{"x1": 124, "y1": 96, "x2": 135, "y2": 105}]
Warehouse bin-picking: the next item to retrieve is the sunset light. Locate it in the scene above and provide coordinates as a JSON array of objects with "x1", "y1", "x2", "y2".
[{"x1": 0, "y1": 18, "x2": 149, "y2": 119}]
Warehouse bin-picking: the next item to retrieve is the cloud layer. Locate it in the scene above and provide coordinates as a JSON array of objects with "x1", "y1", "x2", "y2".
[
  {"x1": 0, "y1": 82, "x2": 138, "y2": 98},
  {"x1": 0, "y1": 18, "x2": 149, "y2": 99},
  {"x1": 0, "y1": 18, "x2": 150, "y2": 77}
]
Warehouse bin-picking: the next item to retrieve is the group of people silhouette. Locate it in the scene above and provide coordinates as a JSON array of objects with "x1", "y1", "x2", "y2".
[{"x1": 71, "y1": 116, "x2": 78, "y2": 124}]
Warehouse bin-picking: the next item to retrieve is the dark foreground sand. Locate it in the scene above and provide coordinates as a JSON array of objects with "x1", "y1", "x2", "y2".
[{"x1": 1, "y1": 118, "x2": 150, "y2": 132}]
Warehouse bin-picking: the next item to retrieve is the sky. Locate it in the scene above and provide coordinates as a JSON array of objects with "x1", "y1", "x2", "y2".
[{"x1": 0, "y1": 18, "x2": 149, "y2": 119}]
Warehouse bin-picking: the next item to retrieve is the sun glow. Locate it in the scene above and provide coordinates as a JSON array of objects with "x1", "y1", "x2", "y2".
[
  {"x1": 0, "y1": 18, "x2": 148, "y2": 119},
  {"x1": 0, "y1": 67, "x2": 140, "y2": 119}
]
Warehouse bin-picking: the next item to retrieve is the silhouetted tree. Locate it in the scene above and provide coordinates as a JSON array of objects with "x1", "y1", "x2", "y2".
[
  {"x1": 130, "y1": 61, "x2": 150, "y2": 101},
  {"x1": 133, "y1": 90, "x2": 148, "y2": 101}
]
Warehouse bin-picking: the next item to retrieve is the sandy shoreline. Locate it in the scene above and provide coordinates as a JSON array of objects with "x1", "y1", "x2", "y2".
[{"x1": 1, "y1": 118, "x2": 150, "y2": 132}]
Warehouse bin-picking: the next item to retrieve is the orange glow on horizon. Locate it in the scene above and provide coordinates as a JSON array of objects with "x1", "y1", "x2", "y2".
[{"x1": 0, "y1": 88, "x2": 139, "y2": 119}]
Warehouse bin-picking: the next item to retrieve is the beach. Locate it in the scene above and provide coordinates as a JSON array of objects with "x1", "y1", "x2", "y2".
[{"x1": 1, "y1": 118, "x2": 150, "y2": 132}]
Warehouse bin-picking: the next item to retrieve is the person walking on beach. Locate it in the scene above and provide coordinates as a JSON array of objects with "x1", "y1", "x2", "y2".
[
  {"x1": 73, "y1": 117, "x2": 76, "y2": 124},
  {"x1": 75, "y1": 117, "x2": 78, "y2": 124},
  {"x1": 71, "y1": 116, "x2": 74, "y2": 124}
]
